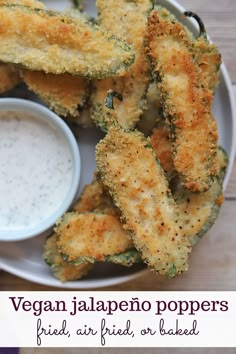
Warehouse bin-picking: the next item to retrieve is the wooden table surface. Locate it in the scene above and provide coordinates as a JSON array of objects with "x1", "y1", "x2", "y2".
[{"x1": 0, "y1": 0, "x2": 236, "y2": 296}]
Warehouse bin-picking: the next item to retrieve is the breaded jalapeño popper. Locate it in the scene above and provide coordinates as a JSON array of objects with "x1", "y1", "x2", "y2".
[
  {"x1": 43, "y1": 232, "x2": 93, "y2": 282},
  {"x1": 0, "y1": 0, "x2": 45, "y2": 93},
  {"x1": 56, "y1": 176, "x2": 141, "y2": 268},
  {"x1": 155, "y1": 7, "x2": 221, "y2": 93},
  {"x1": 44, "y1": 177, "x2": 141, "y2": 282},
  {"x1": 150, "y1": 126, "x2": 226, "y2": 246},
  {"x1": 55, "y1": 212, "x2": 140, "y2": 266},
  {"x1": 139, "y1": 7, "x2": 221, "y2": 136},
  {"x1": 91, "y1": 0, "x2": 153, "y2": 130},
  {"x1": 96, "y1": 126, "x2": 191, "y2": 277},
  {"x1": 146, "y1": 11, "x2": 219, "y2": 192},
  {"x1": 0, "y1": 0, "x2": 44, "y2": 7},
  {"x1": 21, "y1": 8, "x2": 92, "y2": 122},
  {"x1": 0, "y1": 4, "x2": 135, "y2": 78},
  {"x1": 21, "y1": 70, "x2": 90, "y2": 121},
  {"x1": 183, "y1": 11, "x2": 221, "y2": 93}
]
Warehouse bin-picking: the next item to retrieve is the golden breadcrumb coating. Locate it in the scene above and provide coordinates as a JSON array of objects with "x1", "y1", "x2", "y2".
[
  {"x1": 91, "y1": 0, "x2": 153, "y2": 130},
  {"x1": 174, "y1": 178, "x2": 223, "y2": 246},
  {"x1": 73, "y1": 176, "x2": 117, "y2": 215},
  {"x1": 146, "y1": 11, "x2": 218, "y2": 192},
  {"x1": 64, "y1": 177, "x2": 139, "y2": 266},
  {"x1": 0, "y1": 1, "x2": 45, "y2": 93},
  {"x1": 194, "y1": 37, "x2": 221, "y2": 93},
  {"x1": 96, "y1": 127, "x2": 191, "y2": 277},
  {"x1": 150, "y1": 124, "x2": 225, "y2": 247},
  {"x1": 157, "y1": 6, "x2": 221, "y2": 93},
  {"x1": 0, "y1": 0, "x2": 44, "y2": 8},
  {"x1": 21, "y1": 69, "x2": 89, "y2": 118},
  {"x1": 150, "y1": 124, "x2": 175, "y2": 179},
  {"x1": 0, "y1": 4, "x2": 134, "y2": 77},
  {"x1": 43, "y1": 233, "x2": 92, "y2": 282},
  {"x1": 56, "y1": 212, "x2": 134, "y2": 263}
]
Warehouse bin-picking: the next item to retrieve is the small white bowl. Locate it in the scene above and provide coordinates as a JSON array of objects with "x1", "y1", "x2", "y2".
[{"x1": 0, "y1": 98, "x2": 81, "y2": 241}]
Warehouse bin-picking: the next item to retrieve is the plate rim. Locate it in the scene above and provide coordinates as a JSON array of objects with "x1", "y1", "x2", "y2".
[{"x1": 0, "y1": 261, "x2": 149, "y2": 289}]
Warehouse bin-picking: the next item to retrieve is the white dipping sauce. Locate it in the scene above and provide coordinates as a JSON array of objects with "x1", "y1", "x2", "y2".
[{"x1": 0, "y1": 110, "x2": 73, "y2": 231}]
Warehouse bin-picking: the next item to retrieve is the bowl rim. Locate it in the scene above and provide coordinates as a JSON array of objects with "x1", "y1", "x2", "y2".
[{"x1": 0, "y1": 98, "x2": 81, "y2": 241}]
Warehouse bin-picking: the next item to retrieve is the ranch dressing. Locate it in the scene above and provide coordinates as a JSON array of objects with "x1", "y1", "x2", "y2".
[{"x1": 0, "y1": 110, "x2": 73, "y2": 231}]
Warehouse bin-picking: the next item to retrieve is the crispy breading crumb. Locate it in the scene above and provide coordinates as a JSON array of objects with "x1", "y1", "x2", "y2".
[
  {"x1": 0, "y1": 5, "x2": 135, "y2": 77},
  {"x1": 43, "y1": 233, "x2": 92, "y2": 282},
  {"x1": 146, "y1": 11, "x2": 218, "y2": 192},
  {"x1": 96, "y1": 127, "x2": 191, "y2": 277},
  {"x1": 56, "y1": 212, "x2": 133, "y2": 263},
  {"x1": 91, "y1": 0, "x2": 152, "y2": 130}
]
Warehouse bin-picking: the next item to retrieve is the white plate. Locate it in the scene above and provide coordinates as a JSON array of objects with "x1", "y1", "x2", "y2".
[{"x1": 0, "y1": 0, "x2": 235, "y2": 289}]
